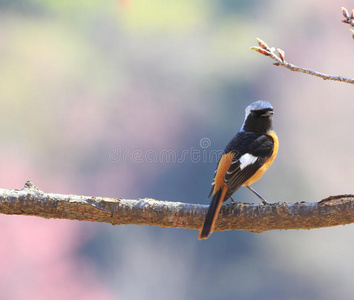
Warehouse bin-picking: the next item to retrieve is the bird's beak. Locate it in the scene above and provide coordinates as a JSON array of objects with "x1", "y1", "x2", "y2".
[{"x1": 262, "y1": 110, "x2": 274, "y2": 117}]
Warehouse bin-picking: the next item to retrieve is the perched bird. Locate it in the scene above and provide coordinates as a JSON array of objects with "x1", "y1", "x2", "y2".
[{"x1": 199, "y1": 100, "x2": 279, "y2": 239}]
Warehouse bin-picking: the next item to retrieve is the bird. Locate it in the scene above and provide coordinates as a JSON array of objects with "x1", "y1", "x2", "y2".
[{"x1": 198, "y1": 100, "x2": 279, "y2": 240}]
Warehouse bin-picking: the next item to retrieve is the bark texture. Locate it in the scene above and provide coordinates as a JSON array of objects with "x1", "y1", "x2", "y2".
[{"x1": 1, "y1": 181, "x2": 354, "y2": 233}]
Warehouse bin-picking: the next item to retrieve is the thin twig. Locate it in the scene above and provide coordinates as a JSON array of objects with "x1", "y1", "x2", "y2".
[
  {"x1": 250, "y1": 38, "x2": 354, "y2": 84},
  {"x1": 341, "y1": 7, "x2": 354, "y2": 40},
  {"x1": 1, "y1": 181, "x2": 354, "y2": 234}
]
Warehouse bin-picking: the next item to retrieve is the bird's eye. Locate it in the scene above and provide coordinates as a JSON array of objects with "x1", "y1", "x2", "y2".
[{"x1": 251, "y1": 111, "x2": 262, "y2": 118}]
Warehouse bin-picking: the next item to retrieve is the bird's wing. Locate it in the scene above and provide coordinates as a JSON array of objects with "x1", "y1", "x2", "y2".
[
  {"x1": 223, "y1": 155, "x2": 268, "y2": 193},
  {"x1": 223, "y1": 134, "x2": 274, "y2": 199},
  {"x1": 208, "y1": 132, "x2": 274, "y2": 199}
]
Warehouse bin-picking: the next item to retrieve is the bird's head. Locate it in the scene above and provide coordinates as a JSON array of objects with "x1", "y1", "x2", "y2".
[{"x1": 242, "y1": 100, "x2": 274, "y2": 133}]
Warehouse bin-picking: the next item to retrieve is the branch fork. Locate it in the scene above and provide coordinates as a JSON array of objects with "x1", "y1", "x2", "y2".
[{"x1": 250, "y1": 38, "x2": 354, "y2": 84}]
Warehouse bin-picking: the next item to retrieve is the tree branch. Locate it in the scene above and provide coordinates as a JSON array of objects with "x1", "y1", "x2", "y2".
[
  {"x1": 250, "y1": 38, "x2": 354, "y2": 84},
  {"x1": 1, "y1": 181, "x2": 354, "y2": 233}
]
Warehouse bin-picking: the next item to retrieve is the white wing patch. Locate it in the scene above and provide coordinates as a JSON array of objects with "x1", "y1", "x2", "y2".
[{"x1": 239, "y1": 153, "x2": 258, "y2": 170}]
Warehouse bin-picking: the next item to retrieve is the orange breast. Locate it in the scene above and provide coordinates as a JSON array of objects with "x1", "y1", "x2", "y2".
[{"x1": 242, "y1": 132, "x2": 279, "y2": 186}]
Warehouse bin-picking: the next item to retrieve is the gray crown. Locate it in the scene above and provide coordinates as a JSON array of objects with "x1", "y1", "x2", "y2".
[{"x1": 245, "y1": 100, "x2": 273, "y2": 117}]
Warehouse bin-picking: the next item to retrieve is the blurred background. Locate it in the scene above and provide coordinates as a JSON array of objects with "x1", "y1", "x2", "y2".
[{"x1": 1, "y1": 0, "x2": 354, "y2": 299}]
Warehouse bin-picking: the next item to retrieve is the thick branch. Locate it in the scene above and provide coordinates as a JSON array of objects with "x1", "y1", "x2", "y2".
[
  {"x1": 250, "y1": 38, "x2": 354, "y2": 84},
  {"x1": 1, "y1": 181, "x2": 354, "y2": 233}
]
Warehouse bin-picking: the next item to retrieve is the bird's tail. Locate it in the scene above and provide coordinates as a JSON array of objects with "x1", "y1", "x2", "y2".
[{"x1": 199, "y1": 186, "x2": 228, "y2": 240}]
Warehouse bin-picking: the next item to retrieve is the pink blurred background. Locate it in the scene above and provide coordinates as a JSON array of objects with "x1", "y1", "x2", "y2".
[{"x1": 1, "y1": 1, "x2": 354, "y2": 299}]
